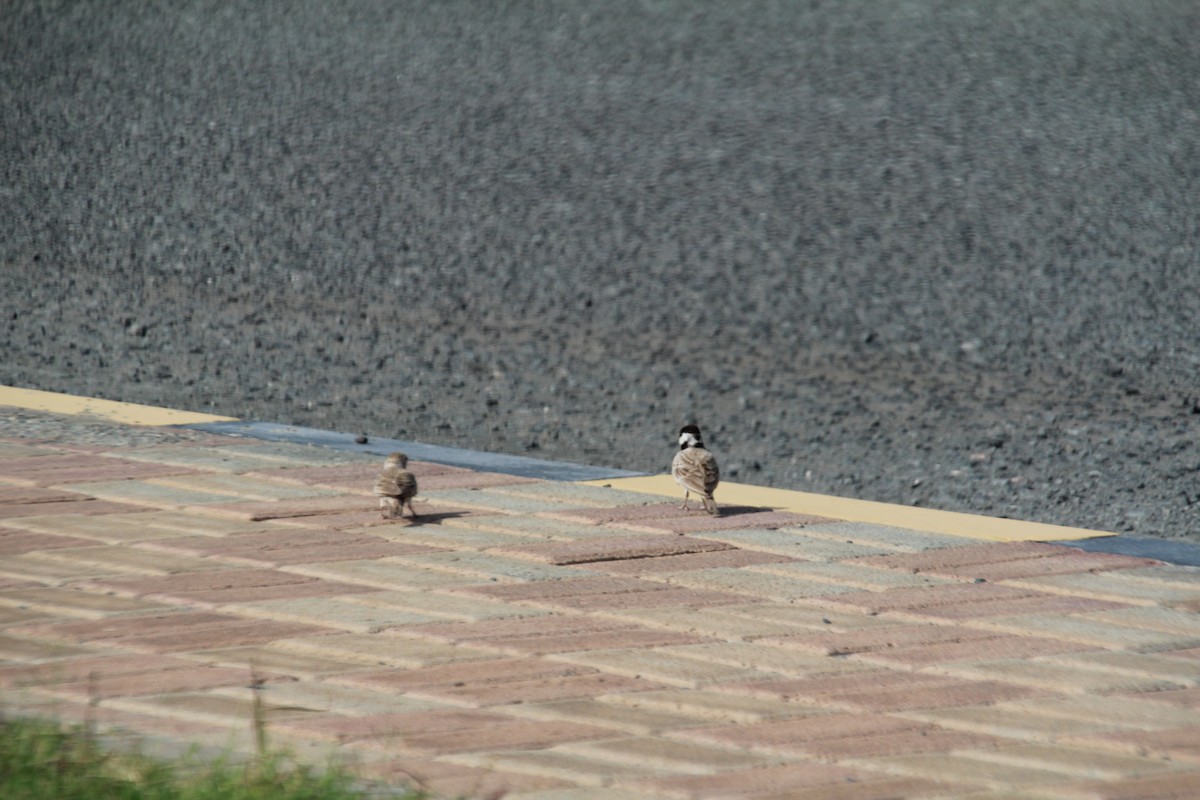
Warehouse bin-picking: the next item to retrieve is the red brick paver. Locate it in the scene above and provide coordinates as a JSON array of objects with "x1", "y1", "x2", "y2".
[
  {"x1": 2, "y1": 413, "x2": 1197, "y2": 799},
  {"x1": 491, "y1": 534, "x2": 735, "y2": 565}
]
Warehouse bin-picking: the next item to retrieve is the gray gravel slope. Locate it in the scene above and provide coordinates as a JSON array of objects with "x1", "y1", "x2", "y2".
[{"x1": 3, "y1": 1, "x2": 1198, "y2": 539}]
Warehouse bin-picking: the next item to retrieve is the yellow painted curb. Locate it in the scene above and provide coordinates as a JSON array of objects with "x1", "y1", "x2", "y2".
[
  {"x1": 0, "y1": 385, "x2": 238, "y2": 427},
  {"x1": 589, "y1": 474, "x2": 1114, "y2": 543}
]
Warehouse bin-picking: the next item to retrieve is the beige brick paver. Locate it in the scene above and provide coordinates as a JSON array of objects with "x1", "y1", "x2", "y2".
[
  {"x1": 4, "y1": 510, "x2": 283, "y2": 542},
  {"x1": 491, "y1": 534, "x2": 735, "y2": 565},
  {"x1": 0, "y1": 653, "x2": 204, "y2": 690},
  {"x1": 103, "y1": 691, "x2": 322, "y2": 728},
  {"x1": 556, "y1": 736, "x2": 774, "y2": 775},
  {"x1": 489, "y1": 481, "x2": 671, "y2": 507},
  {"x1": 851, "y1": 541, "x2": 1068, "y2": 572},
  {"x1": 450, "y1": 513, "x2": 626, "y2": 540},
  {"x1": 504, "y1": 697, "x2": 705, "y2": 736},
  {"x1": 626, "y1": 510, "x2": 832, "y2": 535},
  {"x1": 1008, "y1": 570, "x2": 1200, "y2": 607},
  {"x1": 812, "y1": 581, "x2": 1042, "y2": 614},
  {"x1": 118, "y1": 445, "x2": 297, "y2": 473},
  {"x1": 1103, "y1": 563, "x2": 1200, "y2": 589},
  {"x1": 60, "y1": 480, "x2": 249, "y2": 508},
  {"x1": 999, "y1": 695, "x2": 1200, "y2": 729},
  {"x1": 0, "y1": 487, "x2": 90, "y2": 504},
  {"x1": 759, "y1": 623, "x2": 1002, "y2": 657},
  {"x1": 0, "y1": 631, "x2": 91, "y2": 662},
  {"x1": 1078, "y1": 605, "x2": 1200, "y2": 637},
  {"x1": 602, "y1": 688, "x2": 824, "y2": 724},
  {"x1": 389, "y1": 524, "x2": 547, "y2": 550},
  {"x1": 430, "y1": 673, "x2": 668, "y2": 708},
  {"x1": 212, "y1": 681, "x2": 442, "y2": 717},
  {"x1": 967, "y1": 613, "x2": 1200, "y2": 651},
  {"x1": 575, "y1": 547, "x2": 797, "y2": 574},
  {"x1": 220, "y1": 597, "x2": 441, "y2": 632},
  {"x1": 1062, "y1": 727, "x2": 1200, "y2": 765},
  {"x1": 859, "y1": 752, "x2": 1075, "y2": 792},
  {"x1": 33, "y1": 545, "x2": 228, "y2": 576},
  {"x1": 0, "y1": 528, "x2": 101, "y2": 555},
  {"x1": 0, "y1": 585, "x2": 170, "y2": 623},
  {"x1": 0, "y1": 456, "x2": 199, "y2": 485},
  {"x1": 660, "y1": 567, "x2": 857, "y2": 602},
  {"x1": 338, "y1": 588, "x2": 549, "y2": 622},
  {"x1": 651, "y1": 642, "x2": 879, "y2": 679},
  {"x1": 147, "y1": 472, "x2": 343, "y2": 501},
  {"x1": 552, "y1": 647, "x2": 776, "y2": 688},
  {"x1": 853, "y1": 632, "x2": 1092, "y2": 668},
  {"x1": 605, "y1": 605, "x2": 839, "y2": 640},
  {"x1": 38, "y1": 664, "x2": 283, "y2": 701},
  {"x1": 897, "y1": 704, "x2": 1130, "y2": 741},
  {"x1": 447, "y1": 626, "x2": 706, "y2": 657},
  {"x1": 0, "y1": 552, "x2": 143, "y2": 584},
  {"x1": 449, "y1": 748, "x2": 660, "y2": 787},
  {"x1": 694, "y1": 527, "x2": 896, "y2": 560},
  {"x1": 191, "y1": 494, "x2": 376, "y2": 521},
  {"x1": 268, "y1": 707, "x2": 511, "y2": 743},
  {"x1": 676, "y1": 711, "x2": 925, "y2": 751},
  {"x1": 934, "y1": 658, "x2": 1188, "y2": 695},
  {"x1": 449, "y1": 576, "x2": 675, "y2": 608},
  {"x1": 385, "y1": 551, "x2": 590, "y2": 582},
  {"x1": 397, "y1": 717, "x2": 615, "y2": 754},
  {"x1": 1047, "y1": 771, "x2": 1200, "y2": 800},
  {"x1": 282, "y1": 559, "x2": 474, "y2": 590},
  {"x1": 746, "y1": 560, "x2": 954, "y2": 590},
  {"x1": 630, "y1": 761, "x2": 872, "y2": 799},
  {"x1": 964, "y1": 742, "x2": 1186, "y2": 781},
  {"x1": 1041, "y1": 650, "x2": 1200, "y2": 686},
  {"x1": 271, "y1": 631, "x2": 496, "y2": 668},
  {"x1": 0, "y1": 499, "x2": 147, "y2": 519},
  {"x1": 357, "y1": 759, "x2": 573, "y2": 799},
  {"x1": 420, "y1": 488, "x2": 572, "y2": 515},
  {"x1": 902, "y1": 592, "x2": 1135, "y2": 622},
  {"x1": 200, "y1": 645, "x2": 376, "y2": 680}
]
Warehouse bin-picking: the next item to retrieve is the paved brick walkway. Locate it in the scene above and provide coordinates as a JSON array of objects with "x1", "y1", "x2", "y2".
[{"x1": 2, "y1": 419, "x2": 1199, "y2": 799}]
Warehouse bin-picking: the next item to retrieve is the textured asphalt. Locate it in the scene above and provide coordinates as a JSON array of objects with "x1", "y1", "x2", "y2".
[
  {"x1": 3, "y1": 1, "x2": 1200, "y2": 541},
  {"x1": 2, "y1": 398, "x2": 1199, "y2": 799}
]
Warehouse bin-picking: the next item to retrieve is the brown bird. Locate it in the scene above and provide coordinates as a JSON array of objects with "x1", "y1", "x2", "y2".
[
  {"x1": 373, "y1": 452, "x2": 418, "y2": 520},
  {"x1": 672, "y1": 424, "x2": 720, "y2": 515}
]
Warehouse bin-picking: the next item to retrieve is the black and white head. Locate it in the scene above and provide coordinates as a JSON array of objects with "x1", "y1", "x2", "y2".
[
  {"x1": 385, "y1": 452, "x2": 408, "y2": 468},
  {"x1": 678, "y1": 424, "x2": 705, "y2": 450}
]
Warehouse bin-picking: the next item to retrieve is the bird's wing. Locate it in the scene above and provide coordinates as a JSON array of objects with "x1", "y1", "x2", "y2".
[
  {"x1": 394, "y1": 470, "x2": 418, "y2": 500},
  {"x1": 673, "y1": 448, "x2": 719, "y2": 497},
  {"x1": 700, "y1": 449, "x2": 720, "y2": 494},
  {"x1": 373, "y1": 467, "x2": 403, "y2": 497}
]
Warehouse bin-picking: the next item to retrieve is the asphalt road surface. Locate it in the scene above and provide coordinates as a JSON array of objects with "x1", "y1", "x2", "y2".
[{"x1": 3, "y1": 1, "x2": 1198, "y2": 540}]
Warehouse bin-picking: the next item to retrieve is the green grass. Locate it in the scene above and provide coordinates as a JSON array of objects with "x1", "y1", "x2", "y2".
[{"x1": 0, "y1": 716, "x2": 427, "y2": 800}]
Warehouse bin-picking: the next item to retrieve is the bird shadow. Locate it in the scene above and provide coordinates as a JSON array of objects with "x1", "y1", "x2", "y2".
[
  {"x1": 711, "y1": 504, "x2": 776, "y2": 518},
  {"x1": 388, "y1": 509, "x2": 471, "y2": 527}
]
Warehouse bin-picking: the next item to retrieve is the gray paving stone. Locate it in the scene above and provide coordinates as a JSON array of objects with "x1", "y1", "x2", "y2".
[
  {"x1": 421, "y1": 489, "x2": 574, "y2": 515},
  {"x1": 385, "y1": 551, "x2": 590, "y2": 583},
  {"x1": 697, "y1": 527, "x2": 894, "y2": 560},
  {"x1": 220, "y1": 597, "x2": 441, "y2": 632},
  {"x1": 659, "y1": 567, "x2": 857, "y2": 603},
  {"x1": 800, "y1": 521, "x2": 969, "y2": 552},
  {"x1": 454, "y1": 515, "x2": 625, "y2": 540}
]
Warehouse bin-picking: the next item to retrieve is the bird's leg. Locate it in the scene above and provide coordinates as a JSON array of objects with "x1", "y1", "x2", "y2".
[
  {"x1": 680, "y1": 490, "x2": 690, "y2": 510},
  {"x1": 405, "y1": 500, "x2": 418, "y2": 520}
]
